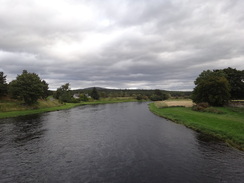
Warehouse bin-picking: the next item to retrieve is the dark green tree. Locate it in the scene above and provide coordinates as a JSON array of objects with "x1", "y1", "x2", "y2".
[
  {"x1": 90, "y1": 87, "x2": 100, "y2": 100},
  {"x1": 154, "y1": 89, "x2": 163, "y2": 96},
  {"x1": 54, "y1": 83, "x2": 72, "y2": 102},
  {"x1": 41, "y1": 80, "x2": 49, "y2": 99},
  {"x1": 9, "y1": 70, "x2": 44, "y2": 105},
  {"x1": 150, "y1": 89, "x2": 169, "y2": 101},
  {"x1": 221, "y1": 67, "x2": 244, "y2": 99},
  {"x1": 192, "y1": 70, "x2": 230, "y2": 106},
  {"x1": 0, "y1": 72, "x2": 8, "y2": 97},
  {"x1": 8, "y1": 79, "x2": 19, "y2": 99},
  {"x1": 136, "y1": 94, "x2": 143, "y2": 100}
]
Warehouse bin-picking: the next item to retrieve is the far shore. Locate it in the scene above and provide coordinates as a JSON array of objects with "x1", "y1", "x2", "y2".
[{"x1": 0, "y1": 97, "x2": 140, "y2": 119}]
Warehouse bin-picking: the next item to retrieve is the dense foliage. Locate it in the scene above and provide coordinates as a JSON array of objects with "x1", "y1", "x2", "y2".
[
  {"x1": 0, "y1": 72, "x2": 8, "y2": 97},
  {"x1": 41, "y1": 80, "x2": 49, "y2": 99},
  {"x1": 79, "y1": 93, "x2": 89, "y2": 101},
  {"x1": 9, "y1": 70, "x2": 48, "y2": 105},
  {"x1": 221, "y1": 67, "x2": 244, "y2": 99},
  {"x1": 192, "y1": 68, "x2": 244, "y2": 106},
  {"x1": 150, "y1": 89, "x2": 170, "y2": 101},
  {"x1": 90, "y1": 87, "x2": 100, "y2": 100},
  {"x1": 54, "y1": 83, "x2": 73, "y2": 102},
  {"x1": 75, "y1": 88, "x2": 181, "y2": 100}
]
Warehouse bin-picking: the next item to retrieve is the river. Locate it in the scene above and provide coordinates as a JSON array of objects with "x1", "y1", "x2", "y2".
[{"x1": 0, "y1": 102, "x2": 244, "y2": 183}]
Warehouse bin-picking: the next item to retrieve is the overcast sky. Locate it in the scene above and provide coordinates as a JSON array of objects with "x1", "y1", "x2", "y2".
[{"x1": 0, "y1": 0, "x2": 244, "y2": 90}]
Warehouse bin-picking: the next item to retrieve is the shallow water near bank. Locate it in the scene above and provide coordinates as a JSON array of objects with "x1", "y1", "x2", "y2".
[{"x1": 0, "y1": 102, "x2": 244, "y2": 183}]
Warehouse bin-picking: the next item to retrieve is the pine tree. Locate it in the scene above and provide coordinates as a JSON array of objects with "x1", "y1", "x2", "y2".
[{"x1": 90, "y1": 87, "x2": 100, "y2": 100}]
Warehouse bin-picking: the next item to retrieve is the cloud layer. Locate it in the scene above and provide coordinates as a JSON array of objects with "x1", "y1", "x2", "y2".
[{"x1": 1, "y1": 0, "x2": 244, "y2": 90}]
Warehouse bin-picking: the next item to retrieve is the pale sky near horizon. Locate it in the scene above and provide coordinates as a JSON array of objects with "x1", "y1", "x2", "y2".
[{"x1": 0, "y1": 0, "x2": 244, "y2": 90}]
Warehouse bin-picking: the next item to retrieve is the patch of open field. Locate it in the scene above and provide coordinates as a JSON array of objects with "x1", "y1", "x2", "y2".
[{"x1": 155, "y1": 100, "x2": 194, "y2": 108}]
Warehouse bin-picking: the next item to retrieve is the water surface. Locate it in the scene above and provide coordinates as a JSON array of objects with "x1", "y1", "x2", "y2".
[{"x1": 0, "y1": 102, "x2": 244, "y2": 183}]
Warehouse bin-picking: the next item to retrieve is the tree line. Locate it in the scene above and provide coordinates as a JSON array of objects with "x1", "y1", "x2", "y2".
[
  {"x1": 74, "y1": 88, "x2": 184, "y2": 100},
  {"x1": 0, "y1": 70, "x2": 172, "y2": 105},
  {"x1": 2, "y1": 67, "x2": 241, "y2": 106}
]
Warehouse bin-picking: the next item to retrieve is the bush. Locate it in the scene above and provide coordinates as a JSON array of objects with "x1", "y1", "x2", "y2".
[
  {"x1": 80, "y1": 94, "x2": 89, "y2": 101},
  {"x1": 192, "y1": 102, "x2": 209, "y2": 111},
  {"x1": 136, "y1": 95, "x2": 143, "y2": 100},
  {"x1": 150, "y1": 94, "x2": 164, "y2": 101},
  {"x1": 59, "y1": 92, "x2": 72, "y2": 103},
  {"x1": 136, "y1": 95, "x2": 148, "y2": 100},
  {"x1": 192, "y1": 102, "x2": 225, "y2": 114}
]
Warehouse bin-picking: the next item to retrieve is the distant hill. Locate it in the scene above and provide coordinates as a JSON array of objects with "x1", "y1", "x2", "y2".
[{"x1": 81, "y1": 87, "x2": 108, "y2": 91}]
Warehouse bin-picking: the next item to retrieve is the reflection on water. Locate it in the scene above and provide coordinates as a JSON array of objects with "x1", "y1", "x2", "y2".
[
  {"x1": 0, "y1": 102, "x2": 244, "y2": 183},
  {"x1": 13, "y1": 115, "x2": 46, "y2": 144},
  {"x1": 0, "y1": 114, "x2": 45, "y2": 148}
]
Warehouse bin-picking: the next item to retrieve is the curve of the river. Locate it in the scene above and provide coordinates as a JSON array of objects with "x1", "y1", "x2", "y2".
[{"x1": 0, "y1": 102, "x2": 244, "y2": 183}]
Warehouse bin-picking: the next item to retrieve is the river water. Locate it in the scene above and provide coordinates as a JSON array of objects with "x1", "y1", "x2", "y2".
[{"x1": 0, "y1": 102, "x2": 243, "y2": 183}]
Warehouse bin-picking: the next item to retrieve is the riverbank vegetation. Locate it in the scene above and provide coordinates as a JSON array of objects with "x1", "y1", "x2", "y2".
[
  {"x1": 150, "y1": 68, "x2": 244, "y2": 150},
  {"x1": 149, "y1": 101, "x2": 244, "y2": 150},
  {"x1": 0, "y1": 70, "x2": 191, "y2": 119},
  {"x1": 0, "y1": 97, "x2": 140, "y2": 119},
  {"x1": 1, "y1": 70, "x2": 190, "y2": 105}
]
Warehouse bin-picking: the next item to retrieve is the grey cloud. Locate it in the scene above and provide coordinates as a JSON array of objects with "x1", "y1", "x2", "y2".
[{"x1": 0, "y1": 0, "x2": 244, "y2": 90}]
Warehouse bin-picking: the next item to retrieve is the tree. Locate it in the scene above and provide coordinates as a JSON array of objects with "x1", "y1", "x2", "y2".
[
  {"x1": 8, "y1": 79, "x2": 19, "y2": 99},
  {"x1": 80, "y1": 93, "x2": 89, "y2": 101},
  {"x1": 0, "y1": 72, "x2": 8, "y2": 97},
  {"x1": 221, "y1": 67, "x2": 244, "y2": 99},
  {"x1": 192, "y1": 70, "x2": 230, "y2": 106},
  {"x1": 9, "y1": 70, "x2": 45, "y2": 105},
  {"x1": 90, "y1": 87, "x2": 100, "y2": 100},
  {"x1": 154, "y1": 89, "x2": 163, "y2": 96},
  {"x1": 54, "y1": 83, "x2": 72, "y2": 102},
  {"x1": 136, "y1": 94, "x2": 143, "y2": 100},
  {"x1": 150, "y1": 89, "x2": 169, "y2": 101},
  {"x1": 41, "y1": 80, "x2": 49, "y2": 99}
]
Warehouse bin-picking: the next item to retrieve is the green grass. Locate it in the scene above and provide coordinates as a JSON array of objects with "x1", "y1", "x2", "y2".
[
  {"x1": 0, "y1": 102, "x2": 82, "y2": 119},
  {"x1": 0, "y1": 97, "x2": 139, "y2": 119},
  {"x1": 149, "y1": 103, "x2": 244, "y2": 150}
]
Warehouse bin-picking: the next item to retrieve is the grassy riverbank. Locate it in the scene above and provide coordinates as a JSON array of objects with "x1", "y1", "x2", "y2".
[
  {"x1": 0, "y1": 101, "x2": 81, "y2": 119},
  {"x1": 149, "y1": 102, "x2": 244, "y2": 150},
  {"x1": 0, "y1": 97, "x2": 139, "y2": 119}
]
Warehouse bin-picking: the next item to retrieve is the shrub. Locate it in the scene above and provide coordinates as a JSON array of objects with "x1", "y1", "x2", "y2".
[
  {"x1": 136, "y1": 95, "x2": 148, "y2": 100},
  {"x1": 80, "y1": 94, "x2": 89, "y2": 101},
  {"x1": 192, "y1": 102, "x2": 209, "y2": 111},
  {"x1": 136, "y1": 95, "x2": 143, "y2": 100},
  {"x1": 192, "y1": 102, "x2": 225, "y2": 114}
]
